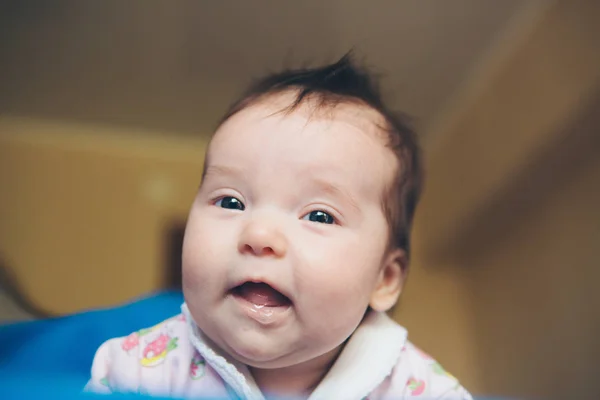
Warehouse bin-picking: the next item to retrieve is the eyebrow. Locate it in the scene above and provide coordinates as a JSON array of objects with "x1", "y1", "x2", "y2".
[
  {"x1": 310, "y1": 177, "x2": 361, "y2": 214},
  {"x1": 202, "y1": 164, "x2": 245, "y2": 180}
]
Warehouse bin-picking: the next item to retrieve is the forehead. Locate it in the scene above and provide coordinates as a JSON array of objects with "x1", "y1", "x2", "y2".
[{"x1": 207, "y1": 96, "x2": 397, "y2": 196}]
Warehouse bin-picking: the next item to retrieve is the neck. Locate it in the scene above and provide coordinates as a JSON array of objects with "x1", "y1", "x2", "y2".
[{"x1": 249, "y1": 345, "x2": 343, "y2": 399}]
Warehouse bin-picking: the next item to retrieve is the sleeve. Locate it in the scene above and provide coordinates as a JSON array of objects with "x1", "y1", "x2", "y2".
[
  {"x1": 422, "y1": 364, "x2": 474, "y2": 400},
  {"x1": 394, "y1": 343, "x2": 475, "y2": 399},
  {"x1": 83, "y1": 339, "x2": 117, "y2": 394}
]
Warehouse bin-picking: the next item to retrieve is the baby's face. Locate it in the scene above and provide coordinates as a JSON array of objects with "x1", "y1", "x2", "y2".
[{"x1": 182, "y1": 97, "x2": 398, "y2": 369}]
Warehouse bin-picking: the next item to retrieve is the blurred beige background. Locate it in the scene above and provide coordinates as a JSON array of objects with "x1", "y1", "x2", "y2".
[{"x1": 1, "y1": 1, "x2": 599, "y2": 399}]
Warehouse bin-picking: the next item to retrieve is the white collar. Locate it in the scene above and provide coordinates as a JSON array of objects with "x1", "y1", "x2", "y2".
[{"x1": 182, "y1": 304, "x2": 407, "y2": 400}]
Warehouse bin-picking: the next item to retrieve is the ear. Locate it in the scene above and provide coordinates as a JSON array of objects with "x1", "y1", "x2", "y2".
[{"x1": 369, "y1": 248, "x2": 408, "y2": 312}]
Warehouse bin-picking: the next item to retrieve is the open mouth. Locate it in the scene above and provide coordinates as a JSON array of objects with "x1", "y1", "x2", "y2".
[{"x1": 231, "y1": 282, "x2": 292, "y2": 308}]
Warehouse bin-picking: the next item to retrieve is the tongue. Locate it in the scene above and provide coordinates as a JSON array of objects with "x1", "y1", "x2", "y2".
[{"x1": 237, "y1": 282, "x2": 289, "y2": 307}]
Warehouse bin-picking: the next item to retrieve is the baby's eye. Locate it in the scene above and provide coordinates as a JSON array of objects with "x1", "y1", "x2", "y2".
[
  {"x1": 302, "y1": 210, "x2": 335, "y2": 225},
  {"x1": 215, "y1": 196, "x2": 245, "y2": 211}
]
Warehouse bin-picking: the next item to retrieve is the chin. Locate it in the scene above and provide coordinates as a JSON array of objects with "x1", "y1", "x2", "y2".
[{"x1": 225, "y1": 334, "x2": 294, "y2": 368}]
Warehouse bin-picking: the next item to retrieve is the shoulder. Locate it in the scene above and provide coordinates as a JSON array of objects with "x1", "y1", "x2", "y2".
[
  {"x1": 86, "y1": 314, "x2": 203, "y2": 394},
  {"x1": 113, "y1": 314, "x2": 191, "y2": 365},
  {"x1": 380, "y1": 341, "x2": 473, "y2": 399}
]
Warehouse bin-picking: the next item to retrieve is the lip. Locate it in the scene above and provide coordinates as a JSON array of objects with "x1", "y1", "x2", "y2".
[
  {"x1": 227, "y1": 276, "x2": 293, "y2": 304},
  {"x1": 229, "y1": 292, "x2": 292, "y2": 326}
]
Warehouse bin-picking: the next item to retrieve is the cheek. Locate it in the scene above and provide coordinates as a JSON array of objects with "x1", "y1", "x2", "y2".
[
  {"x1": 181, "y1": 210, "x2": 232, "y2": 292},
  {"x1": 293, "y1": 233, "x2": 385, "y2": 344},
  {"x1": 295, "y1": 229, "x2": 384, "y2": 309}
]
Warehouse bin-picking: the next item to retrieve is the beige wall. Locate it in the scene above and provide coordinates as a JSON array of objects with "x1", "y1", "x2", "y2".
[
  {"x1": 393, "y1": 262, "x2": 478, "y2": 390},
  {"x1": 0, "y1": 117, "x2": 208, "y2": 314},
  {"x1": 402, "y1": 1, "x2": 600, "y2": 397},
  {"x1": 403, "y1": 118, "x2": 600, "y2": 398},
  {"x1": 467, "y1": 118, "x2": 600, "y2": 399}
]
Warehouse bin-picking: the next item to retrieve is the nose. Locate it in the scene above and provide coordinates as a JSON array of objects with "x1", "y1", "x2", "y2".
[{"x1": 238, "y1": 219, "x2": 287, "y2": 258}]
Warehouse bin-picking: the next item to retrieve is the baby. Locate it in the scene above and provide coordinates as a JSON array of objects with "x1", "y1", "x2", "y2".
[{"x1": 86, "y1": 55, "x2": 472, "y2": 400}]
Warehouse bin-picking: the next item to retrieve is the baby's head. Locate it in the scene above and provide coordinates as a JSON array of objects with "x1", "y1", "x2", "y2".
[{"x1": 182, "y1": 54, "x2": 422, "y2": 370}]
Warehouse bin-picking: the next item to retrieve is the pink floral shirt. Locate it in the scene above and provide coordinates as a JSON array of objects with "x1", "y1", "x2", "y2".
[{"x1": 86, "y1": 304, "x2": 472, "y2": 399}]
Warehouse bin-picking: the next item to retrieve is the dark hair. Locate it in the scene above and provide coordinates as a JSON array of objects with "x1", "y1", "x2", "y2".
[{"x1": 216, "y1": 53, "x2": 423, "y2": 260}]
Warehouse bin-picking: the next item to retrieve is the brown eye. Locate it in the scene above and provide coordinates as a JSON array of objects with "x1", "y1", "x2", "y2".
[
  {"x1": 303, "y1": 210, "x2": 335, "y2": 224},
  {"x1": 216, "y1": 196, "x2": 245, "y2": 211}
]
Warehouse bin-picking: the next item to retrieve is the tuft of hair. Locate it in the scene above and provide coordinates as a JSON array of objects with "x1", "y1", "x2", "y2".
[{"x1": 218, "y1": 52, "x2": 423, "y2": 261}]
